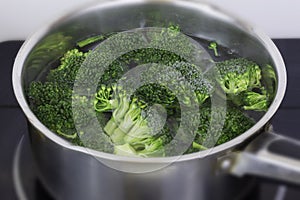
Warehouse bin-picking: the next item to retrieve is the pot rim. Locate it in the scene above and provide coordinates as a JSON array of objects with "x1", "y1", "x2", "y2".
[{"x1": 12, "y1": 0, "x2": 287, "y2": 164}]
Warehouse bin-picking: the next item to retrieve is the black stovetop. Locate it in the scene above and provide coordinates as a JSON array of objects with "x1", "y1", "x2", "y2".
[{"x1": 1, "y1": 40, "x2": 300, "y2": 200}]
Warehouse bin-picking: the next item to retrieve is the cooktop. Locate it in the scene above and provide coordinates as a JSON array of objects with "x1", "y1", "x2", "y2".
[{"x1": 1, "y1": 40, "x2": 300, "y2": 200}]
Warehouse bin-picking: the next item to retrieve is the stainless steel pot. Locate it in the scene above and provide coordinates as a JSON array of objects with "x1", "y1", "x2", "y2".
[{"x1": 12, "y1": 0, "x2": 300, "y2": 199}]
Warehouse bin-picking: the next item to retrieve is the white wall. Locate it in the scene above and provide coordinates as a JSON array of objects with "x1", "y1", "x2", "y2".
[
  {"x1": 0, "y1": 0, "x2": 299, "y2": 42},
  {"x1": 210, "y1": 0, "x2": 300, "y2": 38}
]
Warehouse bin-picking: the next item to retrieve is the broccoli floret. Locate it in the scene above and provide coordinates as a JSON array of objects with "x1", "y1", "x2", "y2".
[
  {"x1": 217, "y1": 107, "x2": 255, "y2": 145},
  {"x1": 112, "y1": 99, "x2": 167, "y2": 157},
  {"x1": 216, "y1": 58, "x2": 272, "y2": 111},
  {"x1": 94, "y1": 85, "x2": 119, "y2": 112},
  {"x1": 28, "y1": 81, "x2": 78, "y2": 141},
  {"x1": 134, "y1": 61, "x2": 213, "y2": 108},
  {"x1": 93, "y1": 85, "x2": 131, "y2": 137},
  {"x1": 230, "y1": 87, "x2": 269, "y2": 111},
  {"x1": 108, "y1": 99, "x2": 139, "y2": 144},
  {"x1": 47, "y1": 49, "x2": 89, "y2": 87},
  {"x1": 243, "y1": 90, "x2": 269, "y2": 111},
  {"x1": 28, "y1": 81, "x2": 114, "y2": 151},
  {"x1": 95, "y1": 88, "x2": 170, "y2": 157},
  {"x1": 216, "y1": 58, "x2": 262, "y2": 95},
  {"x1": 27, "y1": 48, "x2": 119, "y2": 152},
  {"x1": 172, "y1": 61, "x2": 215, "y2": 105},
  {"x1": 28, "y1": 81, "x2": 72, "y2": 106},
  {"x1": 187, "y1": 106, "x2": 255, "y2": 153}
]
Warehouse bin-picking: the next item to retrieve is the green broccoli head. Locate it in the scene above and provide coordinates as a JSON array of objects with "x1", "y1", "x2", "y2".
[
  {"x1": 216, "y1": 58, "x2": 262, "y2": 95},
  {"x1": 28, "y1": 80, "x2": 113, "y2": 151},
  {"x1": 28, "y1": 81, "x2": 78, "y2": 141},
  {"x1": 135, "y1": 61, "x2": 214, "y2": 108},
  {"x1": 133, "y1": 84, "x2": 177, "y2": 107},
  {"x1": 94, "y1": 85, "x2": 119, "y2": 112},
  {"x1": 28, "y1": 81, "x2": 72, "y2": 107},
  {"x1": 172, "y1": 61, "x2": 214, "y2": 105},
  {"x1": 217, "y1": 107, "x2": 255, "y2": 145},
  {"x1": 188, "y1": 106, "x2": 255, "y2": 153},
  {"x1": 230, "y1": 87, "x2": 269, "y2": 111},
  {"x1": 47, "y1": 49, "x2": 89, "y2": 86}
]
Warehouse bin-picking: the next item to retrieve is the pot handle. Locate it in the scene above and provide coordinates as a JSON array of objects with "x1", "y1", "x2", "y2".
[{"x1": 219, "y1": 131, "x2": 300, "y2": 185}]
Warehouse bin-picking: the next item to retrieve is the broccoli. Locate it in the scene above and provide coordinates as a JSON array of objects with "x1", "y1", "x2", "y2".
[
  {"x1": 94, "y1": 85, "x2": 119, "y2": 112},
  {"x1": 172, "y1": 61, "x2": 215, "y2": 105},
  {"x1": 77, "y1": 35, "x2": 107, "y2": 48},
  {"x1": 47, "y1": 49, "x2": 89, "y2": 87},
  {"x1": 135, "y1": 137, "x2": 166, "y2": 157},
  {"x1": 28, "y1": 80, "x2": 114, "y2": 150},
  {"x1": 216, "y1": 58, "x2": 262, "y2": 95},
  {"x1": 116, "y1": 100, "x2": 143, "y2": 133},
  {"x1": 133, "y1": 84, "x2": 177, "y2": 107},
  {"x1": 208, "y1": 42, "x2": 219, "y2": 57},
  {"x1": 27, "y1": 49, "x2": 116, "y2": 151},
  {"x1": 216, "y1": 58, "x2": 273, "y2": 111},
  {"x1": 128, "y1": 61, "x2": 214, "y2": 140},
  {"x1": 93, "y1": 87, "x2": 170, "y2": 157},
  {"x1": 230, "y1": 87, "x2": 269, "y2": 111},
  {"x1": 28, "y1": 81, "x2": 80, "y2": 143},
  {"x1": 133, "y1": 61, "x2": 214, "y2": 109},
  {"x1": 187, "y1": 106, "x2": 255, "y2": 153}
]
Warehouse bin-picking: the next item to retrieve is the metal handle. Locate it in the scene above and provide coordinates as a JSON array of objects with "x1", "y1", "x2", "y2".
[{"x1": 219, "y1": 132, "x2": 300, "y2": 185}]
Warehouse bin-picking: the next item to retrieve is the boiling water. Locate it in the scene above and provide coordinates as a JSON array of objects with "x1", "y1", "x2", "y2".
[{"x1": 30, "y1": 29, "x2": 276, "y2": 153}]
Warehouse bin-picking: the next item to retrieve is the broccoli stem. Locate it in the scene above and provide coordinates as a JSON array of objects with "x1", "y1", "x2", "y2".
[
  {"x1": 77, "y1": 35, "x2": 106, "y2": 48},
  {"x1": 113, "y1": 97, "x2": 130, "y2": 123},
  {"x1": 124, "y1": 119, "x2": 150, "y2": 144},
  {"x1": 137, "y1": 138, "x2": 165, "y2": 157},
  {"x1": 104, "y1": 118, "x2": 118, "y2": 136},
  {"x1": 114, "y1": 143, "x2": 137, "y2": 157},
  {"x1": 110, "y1": 128, "x2": 126, "y2": 145},
  {"x1": 208, "y1": 42, "x2": 219, "y2": 57},
  {"x1": 57, "y1": 130, "x2": 77, "y2": 139},
  {"x1": 117, "y1": 103, "x2": 141, "y2": 133},
  {"x1": 192, "y1": 142, "x2": 208, "y2": 151},
  {"x1": 243, "y1": 98, "x2": 268, "y2": 111}
]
